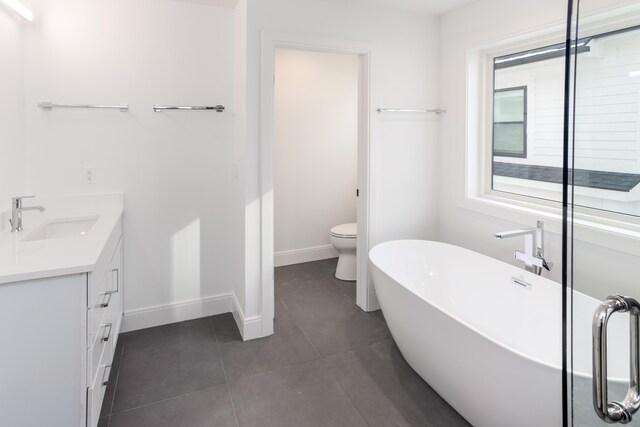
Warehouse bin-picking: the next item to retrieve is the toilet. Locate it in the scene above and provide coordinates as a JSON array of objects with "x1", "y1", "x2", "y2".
[{"x1": 330, "y1": 223, "x2": 357, "y2": 281}]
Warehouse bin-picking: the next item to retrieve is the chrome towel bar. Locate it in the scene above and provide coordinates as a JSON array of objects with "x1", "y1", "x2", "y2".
[
  {"x1": 376, "y1": 107, "x2": 446, "y2": 114},
  {"x1": 152, "y1": 105, "x2": 225, "y2": 112},
  {"x1": 38, "y1": 102, "x2": 129, "y2": 112}
]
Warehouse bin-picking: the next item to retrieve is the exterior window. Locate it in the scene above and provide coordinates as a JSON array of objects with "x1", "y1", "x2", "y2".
[
  {"x1": 493, "y1": 87, "x2": 527, "y2": 158},
  {"x1": 488, "y1": 25, "x2": 640, "y2": 217}
]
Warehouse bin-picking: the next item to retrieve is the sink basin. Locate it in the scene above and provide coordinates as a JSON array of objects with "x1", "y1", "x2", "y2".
[{"x1": 23, "y1": 217, "x2": 98, "y2": 241}]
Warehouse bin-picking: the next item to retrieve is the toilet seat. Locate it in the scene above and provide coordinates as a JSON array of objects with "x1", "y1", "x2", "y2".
[{"x1": 330, "y1": 223, "x2": 357, "y2": 239}]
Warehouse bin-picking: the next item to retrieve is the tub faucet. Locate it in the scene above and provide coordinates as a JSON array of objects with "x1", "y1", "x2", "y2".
[
  {"x1": 494, "y1": 221, "x2": 552, "y2": 275},
  {"x1": 10, "y1": 196, "x2": 46, "y2": 232}
]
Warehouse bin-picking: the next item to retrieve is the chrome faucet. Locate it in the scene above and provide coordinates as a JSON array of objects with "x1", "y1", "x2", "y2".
[
  {"x1": 494, "y1": 221, "x2": 552, "y2": 275},
  {"x1": 10, "y1": 196, "x2": 45, "y2": 232}
]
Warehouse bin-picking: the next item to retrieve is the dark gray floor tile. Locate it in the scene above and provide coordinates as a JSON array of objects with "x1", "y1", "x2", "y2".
[
  {"x1": 106, "y1": 259, "x2": 465, "y2": 426},
  {"x1": 280, "y1": 280, "x2": 390, "y2": 355},
  {"x1": 229, "y1": 359, "x2": 367, "y2": 427},
  {"x1": 279, "y1": 279, "x2": 359, "y2": 320},
  {"x1": 98, "y1": 416, "x2": 110, "y2": 427},
  {"x1": 112, "y1": 335, "x2": 126, "y2": 372},
  {"x1": 299, "y1": 310, "x2": 391, "y2": 356},
  {"x1": 323, "y1": 339, "x2": 471, "y2": 427},
  {"x1": 275, "y1": 258, "x2": 339, "y2": 291},
  {"x1": 212, "y1": 312, "x2": 243, "y2": 345},
  {"x1": 332, "y1": 277, "x2": 357, "y2": 301},
  {"x1": 219, "y1": 301, "x2": 319, "y2": 382},
  {"x1": 276, "y1": 258, "x2": 355, "y2": 306},
  {"x1": 100, "y1": 337, "x2": 126, "y2": 417},
  {"x1": 109, "y1": 384, "x2": 237, "y2": 427},
  {"x1": 372, "y1": 309, "x2": 386, "y2": 325},
  {"x1": 112, "y1": 318, "x2": 226, "y2": 413}
]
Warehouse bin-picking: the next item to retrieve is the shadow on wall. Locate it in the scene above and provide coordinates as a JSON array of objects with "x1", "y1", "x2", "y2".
[{"x1": 171, "y1": 218, "x2": 201, "y2": 303}]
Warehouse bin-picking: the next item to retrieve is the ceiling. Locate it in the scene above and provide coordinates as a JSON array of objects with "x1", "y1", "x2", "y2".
[
  {"x1": 319, "y1": 0, "x2": 479, "y2": 16},
  {"x1": 175, "y1": 0, "x2": 478, "y2": 15},
  {"x1": 170, "y1": 0, "x2": 239, "y2": 8}
]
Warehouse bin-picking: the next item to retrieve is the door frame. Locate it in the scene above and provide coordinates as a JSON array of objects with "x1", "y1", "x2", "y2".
[{"x1": 260, "y1": 31, "x2": 373, "y2": 335}]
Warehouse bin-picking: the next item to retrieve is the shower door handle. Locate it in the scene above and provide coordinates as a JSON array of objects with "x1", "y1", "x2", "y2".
[{"x1": 593, "y1": 294, "x2": 640, "y2": 424}]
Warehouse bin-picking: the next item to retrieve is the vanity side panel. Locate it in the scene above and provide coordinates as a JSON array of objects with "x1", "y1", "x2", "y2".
[{"x1": 0, "y1": 274, "x2": 86, "y2": 427}]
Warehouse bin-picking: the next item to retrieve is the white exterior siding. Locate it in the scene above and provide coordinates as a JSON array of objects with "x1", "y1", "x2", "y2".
[{"x1": 495, "y1": 30, "x2": 640, "y2": 174}]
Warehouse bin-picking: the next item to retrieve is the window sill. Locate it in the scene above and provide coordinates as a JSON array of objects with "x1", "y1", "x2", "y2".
[{"x1": 460, "y1": 192, "x2": 640, "y2": 257}]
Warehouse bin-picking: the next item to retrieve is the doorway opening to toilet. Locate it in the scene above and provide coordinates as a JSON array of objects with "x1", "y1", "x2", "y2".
[
  {"x1": 260, "y1": 33, "x2": 372, "y2": 335},
  {"x1": 273, "y1": 47, "x2": 358, "y2": 280}
]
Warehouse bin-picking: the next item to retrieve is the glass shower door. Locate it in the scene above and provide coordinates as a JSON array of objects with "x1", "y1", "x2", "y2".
[{"x1": 567, "y1": 1, "x2": 640, "y2": 425}]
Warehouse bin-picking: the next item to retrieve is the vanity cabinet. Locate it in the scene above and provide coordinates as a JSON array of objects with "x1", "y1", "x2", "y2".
[
  {"x1": 0, "y1": 224, "x2": 123, "y2": 427},
  {"x1": 87, "y1": 234, "x2": 123, "y2": 427}
]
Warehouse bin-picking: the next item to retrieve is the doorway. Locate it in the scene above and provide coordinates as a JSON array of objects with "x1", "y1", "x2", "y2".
[
  {"x1": 260, "y1": 33, "x2": 372, "y2": 336},
  {"x1": 566, "y1": 1, "x2": 640, "y2": 425},
  {"x1": 273, "y1": 47, "x2": 359, "y2": 273}
]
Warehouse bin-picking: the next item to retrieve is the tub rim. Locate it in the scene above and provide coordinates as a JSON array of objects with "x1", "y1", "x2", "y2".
[{"x1": 369, "y1": 239, "x2": 606, "y2": 381}]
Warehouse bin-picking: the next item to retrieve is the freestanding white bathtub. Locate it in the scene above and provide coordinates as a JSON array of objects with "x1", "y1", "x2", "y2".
[{"x1": 369, "y1": 240, "x2": 629, "y2": 427}]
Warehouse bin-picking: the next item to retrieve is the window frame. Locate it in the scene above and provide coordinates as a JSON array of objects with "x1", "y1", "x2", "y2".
[
  {"x1": 462, "y1": 19, "x2": 640, "y2": 256},
  {"x1": 492, "y1": 86, "x2": 528, "y2": 159}
]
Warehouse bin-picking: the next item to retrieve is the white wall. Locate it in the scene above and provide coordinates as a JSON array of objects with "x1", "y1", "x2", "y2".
[
  {"x1": 237, "y1": 0, "x2": 441, "y2": 320},
  {"x1": 274, "y1": 48, "x2": 358, "y2": 264},
  {"x1": 0, "y1": 7, "x2": 26, "y2": 208},
  {"x1": 20, "y1": 0, "x2": 236, "y2": 329},
  {"x1": 439, "y1": 0, "x2": 640, "y2": 301},
  {"x1": 232, "y1": 0, "x2": 248, "y2": 329}
]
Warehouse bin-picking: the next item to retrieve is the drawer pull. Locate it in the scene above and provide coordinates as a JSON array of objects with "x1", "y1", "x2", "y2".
[
  {"x1": 102, "y1": 364, "x2": 112, "y2": 387},
  {"x1": 95, "y1": 292, "x2": 112, "y2": 309},
  {"x1": 101, "y1": 323, "x2": 113, "y2": 343}
]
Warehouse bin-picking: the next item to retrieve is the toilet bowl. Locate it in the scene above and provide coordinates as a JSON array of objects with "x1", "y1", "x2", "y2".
[{"x1": 330, "y1": 223, "x2": 357, "y2": 281}]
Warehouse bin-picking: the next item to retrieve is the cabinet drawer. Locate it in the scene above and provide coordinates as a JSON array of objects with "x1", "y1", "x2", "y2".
[
  {"x1": 88, "y1": 321, "x2": 114, "y2": 386},
  {"x1": 88, "y1": 241, "x2": 122, "y2": 348},
  {"x1": 88, "y1": 289, "x2": 110, "y2": 349},
  {"x1": 87, "y1": 342, "x2": 113, "y2": 427},
  {"x1": 88, "y1": 235, "x2": 122, "y2": 309},
  {"x1": 104, "y1": 290, "x2": 123, "y2": 348}
]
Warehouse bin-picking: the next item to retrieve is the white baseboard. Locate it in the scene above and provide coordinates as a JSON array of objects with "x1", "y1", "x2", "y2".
[
  {"x1": 274, "y1": 244, "x2": 338, "y2": 267},
  {"x1": 231, "y1": 294, "x2": 264, "y2": 341},
  {"x1": 121, "y1": 292, "x2": 272, "y2": 341},
  {"x1": 121, "y1": 293, "x2": 233, "y2": 333}
]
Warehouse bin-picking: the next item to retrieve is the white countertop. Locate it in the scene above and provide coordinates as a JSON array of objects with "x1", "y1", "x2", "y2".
[{"x1": 0, "y1": 193, "x2": 123, "y2": 284}]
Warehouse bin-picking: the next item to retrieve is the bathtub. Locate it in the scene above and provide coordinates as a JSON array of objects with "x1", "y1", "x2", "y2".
[{"x1": 369, "y1": 240, "x2": 629, "y2": 427}]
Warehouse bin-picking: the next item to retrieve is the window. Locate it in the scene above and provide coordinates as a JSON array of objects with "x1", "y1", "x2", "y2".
[
  {"x1": 493, "y1": 87, "x2": 527, "y2": 158},
  {"x1": 487, "y1": 25, "x2": 640, "y2": 218}
]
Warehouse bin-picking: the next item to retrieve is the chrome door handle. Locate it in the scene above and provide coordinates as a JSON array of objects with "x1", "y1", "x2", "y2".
[{"x1": 593, "y1": 294, "x2": 640, "y2": 424}]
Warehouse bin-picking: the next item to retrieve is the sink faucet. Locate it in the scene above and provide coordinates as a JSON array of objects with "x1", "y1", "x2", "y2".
[
  {"x1": 10, "y1": 196, "x2": 46, "y2": 232},
  {"x1": 494, "y1": 221, "x2": 552, "y2": 275}
]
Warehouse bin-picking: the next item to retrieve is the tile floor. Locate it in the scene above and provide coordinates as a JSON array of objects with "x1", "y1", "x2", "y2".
[{"x1": 99, "y1": 258, "x2": 471, "y2": 427}]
